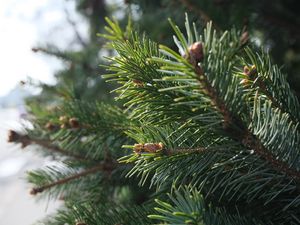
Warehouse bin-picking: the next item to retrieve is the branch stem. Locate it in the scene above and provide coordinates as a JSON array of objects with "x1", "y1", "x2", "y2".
[
  {"x1": 30, "y1": 163, "x2": 114, "y2": 195},
  {"x1": 8, "y1": 130, "x2": 93, "y2": 161},
  {"x1": 192, "y1": 63, "x2": 300, "y2": 181}
]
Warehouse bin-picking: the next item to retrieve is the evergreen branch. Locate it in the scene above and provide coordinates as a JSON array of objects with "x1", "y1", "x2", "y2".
[
  {"x1": 242, "y1": 130, "x2": 300, "y2": 179},
  {"x1": 26, "y1": 100, "x2": 133, "y2": 160},
  {"x1": 31, "y1": 46, "x2": 93, "y2": 72},
  {"x1": 101, "y1": 16, "x2": 300, "y2": 222},
  {"x1": 126, "y1": 145, "x2": 300, "y2": 219},
  {"x1": 164, "y1": 146, "x2": 207, "y2": 156},
  {"x1": 250, "y1": 98, "x2": 300, "y2": 171},
  {"x1": 64, "y1": 6, "x2": 88, "y2": 48},
  {"x1": 38, "y1": 201, "x2": 155, "y2": 225},
  {"x1": 190, "y1": 54, "x2": 300, "y2": 181},
  {"x1": 32, "y1": 46, "x2": 73, "y2": 61},
  {"x1": 54, "y1": 100, "x2": 133, "y2": 159},
  {"x1": 149, "y1": 187, "x2": 267, "y2": 225},
  {"x1": 131, "y1": 145, "x2": 235, "y2": 156},
  {"x1": 30, "y1": 162, "x2": 115, "y2": 195},
  {"x1": 239, "y1": 48, "x2": 300, "y2": 125},
  {"x1": 29, "y1": 137, "x2": 90, "y2": 161},
  {"x1": 156, "y1": 18, "x2": 300, "y2": 180},
  {"x1": 8, "y1": 130, "x2": 91, "y2": 161},
  {"x1": 124, "y1": 122, "x2": 225, "y2": 156}
]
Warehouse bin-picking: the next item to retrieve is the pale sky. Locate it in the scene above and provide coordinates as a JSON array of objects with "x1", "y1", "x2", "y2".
[{"x1": 0, "y1": 0, "x2": 87, "y2": 97}]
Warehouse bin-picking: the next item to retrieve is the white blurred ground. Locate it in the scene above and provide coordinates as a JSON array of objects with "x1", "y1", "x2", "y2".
[
  {"x1": 0, "y1": 108, "x2": 60, "y2": 225},
  {"x1": 0, "y1": 1, "x2": 88, "y2": 224}
]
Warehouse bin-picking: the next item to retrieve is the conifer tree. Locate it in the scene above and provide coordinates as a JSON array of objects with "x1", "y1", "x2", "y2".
[
  {"x1": 8, "y1": 1, "x2": 300, "y2": 225},
  {"x1": 27, "y1": 0, "x2": 114, "y2": 105},
  {"x1": 128, "y1": 0, "x2": 300, "y2": 97}
]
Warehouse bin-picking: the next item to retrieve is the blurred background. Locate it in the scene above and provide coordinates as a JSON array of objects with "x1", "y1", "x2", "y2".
[
  {"x1": 1, "y1": 0, "x2": 299, "y2": 224},
  {"x1": 0, "y1": 1, "x2": 87, "y2": 224}
]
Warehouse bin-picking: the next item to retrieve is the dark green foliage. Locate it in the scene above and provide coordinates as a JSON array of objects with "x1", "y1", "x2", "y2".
[
  {"x1": 102, "y1": 16, "x2": 300, "y2": 223},
  {"x1": 149, "y1": 187, "x2": 267, "y2": 225},
  {"x1": 12, "y1": 1, "x2": 300, "y2": 225},
  {"x1": 128, "y1": 0, "x2": 300, "y2": 97},
  {"x1": 26, "y1": 100, "x2": 132, "y2": 160},
  {"x1": 36, "y1": 201, "x2": 155, "y2": 225}
]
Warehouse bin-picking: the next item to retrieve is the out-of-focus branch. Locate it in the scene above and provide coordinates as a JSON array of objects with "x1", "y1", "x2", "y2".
[
  {"x1": 64, "y1": 6, "x2": 88, "y2": 47},
  {"x1": 30, "y1": 161, "x2": 116, "y2": 195},
  {"x1": 7, "y1": 130, "x2": 92, "y2": 161},
  {"x1": 178, "y1": 0, "x2": 220, "y2": 31}
]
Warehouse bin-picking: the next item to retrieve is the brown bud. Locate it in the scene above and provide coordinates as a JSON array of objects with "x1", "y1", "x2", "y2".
[
  {"x1": 7, "y1": 130, "x2": 20, "y2": 143},
  {"x1": 144, "y1": 142, "x2": 164, "y2": 153},
  {"x1": 133, "y1": 143, "x2": 143, "y2": 153},
  {"x1": 29, "y1": 187, "x2": 43, "y2": 195},
  {"x1": 240, "y1": 78, "x2": 250, "y2": 87},
  {"x1": 244, "y1": 65, "x2": 257, "y2": 79},
  {"x1": 132, "y1": 79, "x2": 144, "y2": 87},
  {"x1": 29, "y1": 189, "x2": 37, "y2": 195},
  {"x1": 243, "y1": 66, "x2": 250, "y2": 75},
  {"x1": 7, "y1": 130, "x2": 31, "y2": 148},
  {"x1": 69, "y1": 117, "x2": 80, "y2": 128},
  {"x1": 31, "y1": 47, "x2": 39, "y2": 52},
  {"x1": 188, "y1": 42, "x2": 204, "y2": 65},
  {"x1": 249, "y1": 65, "x2": 257, "y2": 78},
  {"x1": 133, "y1": 142, "x2": 164, "y2": 153},
  {"x1": 45, "y1": 122, "x2": 56, "y2": 131}
]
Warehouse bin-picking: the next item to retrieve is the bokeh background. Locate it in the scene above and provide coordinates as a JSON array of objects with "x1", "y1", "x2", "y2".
[{"x1": 0, "y1": 1, "x2": 85, "y2": 224}]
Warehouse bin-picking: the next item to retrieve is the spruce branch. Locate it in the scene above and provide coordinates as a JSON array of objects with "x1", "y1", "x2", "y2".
[
  {"x1": 189, "y1": 47, "x2": 300, "y2": 181},
  {"x1": 31, "y1": 46, "x2": 93, "y2": 72},
  {"x1": 31, "y1": 47, "x2": 70, "y2": 60},
  {"x1": 40, "y1": 200, "x2": 155, "y2": 225},
  {"x1": 149, "y1": 187, "x2": 266, "y2": 225},
  {"x1": 64, "y1": 6, "x2": 88, "y2": 48},
  {"x1": 26, "y1": 100, "x2": 133, "y2": 160},
  {"x1": 30, "y1": 161, "x2": 116, "y2": 195},
  {"x1": 131, "y1": 141, "x2": 209, "y2": 156},
  {"x1": 99, "y1": 16, "x2": 300, "y2": 223},
  {"x1": 7, "y1": 130, "x2": 92, "y2": 161},
  {"x1": 154, "y1": 17, "x2": 300, "y2": 181},
  {"x1": 239, "y1": 50, "x2": 300, "y2": 127},
  {"x1": 164, "y1": 146, "x2": 207, "y2": 156}
]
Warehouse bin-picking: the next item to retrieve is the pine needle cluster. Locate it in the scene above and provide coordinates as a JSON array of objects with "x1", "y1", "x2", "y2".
[{"x1": 9, "y1": 13, "x2": 300, "y2": 225}]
